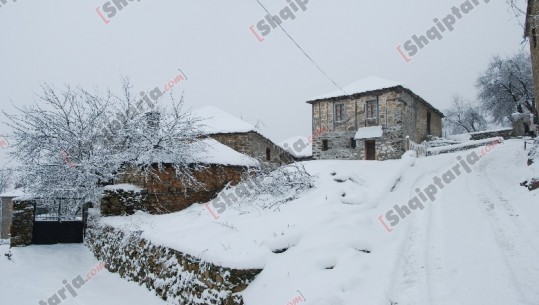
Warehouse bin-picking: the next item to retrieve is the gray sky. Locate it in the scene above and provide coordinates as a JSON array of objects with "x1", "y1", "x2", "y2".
[{"x1": 0, "y1": 0, "x2": 528, "y2": 144}]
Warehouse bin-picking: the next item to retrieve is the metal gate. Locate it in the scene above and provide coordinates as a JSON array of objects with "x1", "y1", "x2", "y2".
[{"x1": 31, "y1": 201, "x2": 89, "y2": 245}]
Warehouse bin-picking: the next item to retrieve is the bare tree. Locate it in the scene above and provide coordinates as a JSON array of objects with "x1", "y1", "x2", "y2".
[
  {"x1": 2, "y1": 80, "x2": 207, "y2": 215},
  {"x1": 0, "y1": 168, "x2": 12, "y2": 194},
  {"x1": 476, "y1": 51, "x2": 536, "y2": 124},
  {"x1": 443, "y1": 95, "x2": 488, "y2": 135}
]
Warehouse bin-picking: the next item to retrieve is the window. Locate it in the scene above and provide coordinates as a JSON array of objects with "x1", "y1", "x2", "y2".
[
  {"x1": 366, "y1": 100, "x2": 378, "y2": 119},
  {"x1": 350, "y1": 138, "x2": 357, "y2": 149},
  {"x1": 322, "y1": 140, "x2": 329, "y2": 151},
  {"x1": 266, "y1": 148, "x2": 271, "y2": 161},
  {"x1": 334, "y1": 104, "x2": 345, "y2": 122}
]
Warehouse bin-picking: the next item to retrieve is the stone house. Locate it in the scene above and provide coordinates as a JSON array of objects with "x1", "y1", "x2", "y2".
[
  {"x1": 194, "y1": 107, "x2": 295, "y2": 164},
  {"x1": 307, "y1": 77, "x2": 444, "y2": 160},
  {"x1": 102, "y1": 139, "x2": 259, "y2": 215}
]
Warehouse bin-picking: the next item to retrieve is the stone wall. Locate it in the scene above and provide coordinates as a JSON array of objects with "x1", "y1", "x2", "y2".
[
  {"x1": 114, "y1": 164, "x2": 247, "y2": 214},
  {"x1": 85, "y1": 213, "x2": 262, "y2": 305},
  {"x1": 101, "y1": 188, "x2": 147, "y2": 216},
  {"x1": 10, "y1": 200, "x2": 34, "y2": 247},
  {"x1": 210, "y1": 133, "x2": 294, "y2": 165},
  {"x1": 469, "y1": 129, "x2": 514, "y2": 140},
  {"x1": 0, "y1": 197, "x2": 14, "y2": 239},
  {"x1": 310, "y1": 87, "x2": 442, "y2": 160}
]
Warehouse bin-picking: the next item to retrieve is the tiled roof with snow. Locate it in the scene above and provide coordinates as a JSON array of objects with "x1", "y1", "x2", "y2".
[
  {"x1": 354, "y1": 125, "x2": 384, "y2": 140},
  {"x1": 194, "y1": 106, "x2": 257, "y2": 135},
  {"x1": 308, "y1": 76, "x2": 402, "y2": 102}
]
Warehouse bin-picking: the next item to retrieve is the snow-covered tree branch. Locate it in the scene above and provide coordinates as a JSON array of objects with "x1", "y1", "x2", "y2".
[
  {"x1": 443, "y1": 95, "x2": 487, "y2": 135},
  {"x1": 476, "y1": 51, "x2": 536, "y2": 125}
]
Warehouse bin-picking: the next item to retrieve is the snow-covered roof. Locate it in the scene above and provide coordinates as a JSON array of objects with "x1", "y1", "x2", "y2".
[
  {"x1": 148, "y1": 138, "x2": 259, "y2": 167},
  {"x1": 308, "y1": 76, "x2": 402, "y2": 102},
  {"x1": 0, "y1": 189, "x2": 26, "y2": 198},
  {"x1": 195, "y1": 139, "x2": 259, "y2": 167},
  {"x1": 279, "y1": 136, "x2": 313, "y2": 158},
  {"x1": 354, "y1": 125, "x2": 383, "y2": 140},
  {"x1": 194, "y1": 106, "x2": 257, "y2": 135}
]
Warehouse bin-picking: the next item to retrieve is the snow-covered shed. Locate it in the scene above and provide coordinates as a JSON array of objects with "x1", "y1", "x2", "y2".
[
  {"x1": 106, "y1": 139, "x2": 260, "y2": 215},
  {"x1": 194, "y1": 106, "x2": 295, "y2": 164}
]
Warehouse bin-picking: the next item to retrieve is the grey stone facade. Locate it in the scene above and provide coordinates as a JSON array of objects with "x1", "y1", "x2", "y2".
[
  {"x1": 308, "y1": 86, "x2": 443, "y2": 161},
  {"x1": 210, "y1": 132, "x2": 294, "y2": 164},
  {"x1": 0, "y1": 196, "x2": 14, "y2": 239},
  {"x1": 10, "y1": 200, "x2": 34, "y2": 247}
]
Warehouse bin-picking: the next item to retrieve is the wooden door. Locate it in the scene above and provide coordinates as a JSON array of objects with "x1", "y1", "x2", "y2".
[{"x1": 365, "y1": 140, "x2": 376, "y2": 160}]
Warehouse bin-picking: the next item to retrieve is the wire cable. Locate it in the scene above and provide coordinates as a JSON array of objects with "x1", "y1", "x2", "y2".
[{"x1": 255, "y1": 0, "x2": 348, "y2": 96}]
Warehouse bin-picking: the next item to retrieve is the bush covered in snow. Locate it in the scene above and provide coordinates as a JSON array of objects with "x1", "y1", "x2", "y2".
[{"x1": 227, "y1": 163, "x2": 315, "y2": 213}]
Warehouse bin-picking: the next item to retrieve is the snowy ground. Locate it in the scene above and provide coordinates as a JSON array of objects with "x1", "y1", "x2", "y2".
[
  {"x1": 0, "y1": 244, "x2": 166, "y2": 305},
  {"x1": 1, "y1": 139, "x2": 537, "y2": 305}
]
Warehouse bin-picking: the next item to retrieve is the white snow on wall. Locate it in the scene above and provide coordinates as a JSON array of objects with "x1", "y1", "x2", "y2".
[{"x1": 354, "y1": 125, "x2": 383, "y2": 140}]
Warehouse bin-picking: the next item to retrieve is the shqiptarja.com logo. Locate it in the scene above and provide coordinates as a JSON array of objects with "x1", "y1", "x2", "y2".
[{"x1": 0, "y1": 135, "x2": 9, "y2": 148}]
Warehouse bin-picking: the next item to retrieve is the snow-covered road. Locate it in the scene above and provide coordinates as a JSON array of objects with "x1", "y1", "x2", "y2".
[
  {"x1": 388, "y1": 140, "x2": 539, "y2": 305},
  {"x1": 0, "y1": 244, "x2": 165, "y2": 305}
]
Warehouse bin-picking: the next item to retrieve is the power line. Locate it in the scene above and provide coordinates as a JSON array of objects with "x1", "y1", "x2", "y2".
[{"x1": 255, "y1": 0, "x2": 347, "y2": 96}]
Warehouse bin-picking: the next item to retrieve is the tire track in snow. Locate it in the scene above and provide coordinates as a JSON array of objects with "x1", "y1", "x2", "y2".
[
  {"x1": 469, "y1": 155, "x2": 539, "y2": 304},
  {"x1": 387, "y1": 160, "x2": 455, "y2": 305}
]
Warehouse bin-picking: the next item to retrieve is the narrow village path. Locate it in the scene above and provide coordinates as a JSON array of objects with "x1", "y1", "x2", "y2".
[{"x1": 388, "y1": 140, "x2": 539, "y2": 305}]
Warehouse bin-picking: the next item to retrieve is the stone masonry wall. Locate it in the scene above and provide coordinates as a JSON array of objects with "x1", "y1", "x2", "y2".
[
  {"x1": 10, "y1": 200, "x2": 34, "y2": 247},
  {"x1": 0, "y1": 197, "x2": 14, "y2": 239},
  {"x1": 101, "y1": 188, "x2": 148, "y2": 216},
  {"x1": 85, "y1": 212, "x2": 262, "y2": 305},
  {"x1": 469, "y1": 129, "x2": 514, "y2": 140},
  {"x1": 400, "y1": 90, "x2": 443, "y2": 143},
  {"x1": 117, "y1": 164, "x2": 247, "y2": 214},
  {"x1": 210, "y1": 133, "x2": 294, "y2": 164},
  {"x1": 311, "y1": 90, "x2": 408, "y2": 160}
]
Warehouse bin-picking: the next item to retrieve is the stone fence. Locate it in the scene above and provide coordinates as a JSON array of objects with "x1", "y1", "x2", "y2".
[
  {"x1": 10, "y1": 199, "x2": 34, "y2": 247},
  {"x1": 85, "y1": 212, "x2": 262, "y2": 305}
]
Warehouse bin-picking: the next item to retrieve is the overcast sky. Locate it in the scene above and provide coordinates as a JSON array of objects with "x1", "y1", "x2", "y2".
[{"x1": 0, "y1": 0, "x2": 528, "y2": 145}]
